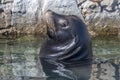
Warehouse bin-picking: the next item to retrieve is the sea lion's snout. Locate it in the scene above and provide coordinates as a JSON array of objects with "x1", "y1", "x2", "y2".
[
  {"x1": 44, "y1": 10, "x2": 55, "y2": 30},
  {"x1": 44, "y1": 10, "x2": 53, "y2": 19}
]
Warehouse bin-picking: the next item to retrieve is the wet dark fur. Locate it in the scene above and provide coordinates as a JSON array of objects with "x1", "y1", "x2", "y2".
[{"x1": 40, "y1": 10, "x2": 92, "y2": 62}]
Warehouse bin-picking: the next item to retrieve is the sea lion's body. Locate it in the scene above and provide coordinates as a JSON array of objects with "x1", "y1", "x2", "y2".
[{"x1": 40, "y1": 10, "x2": 92, "y2": 62}]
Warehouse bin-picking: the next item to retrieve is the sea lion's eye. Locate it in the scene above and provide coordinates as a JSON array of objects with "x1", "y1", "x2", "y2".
[
  {"x1": 61, "y1": 21, "x2": 68, "y2": 27},
  {"x1": 59, "y1": 19, "x2": 69, "y2": 28}
]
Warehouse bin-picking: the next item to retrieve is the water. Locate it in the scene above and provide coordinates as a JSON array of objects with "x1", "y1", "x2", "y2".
[{"x1": 0, "y1": 35, "x2": 120, "y2": 80}]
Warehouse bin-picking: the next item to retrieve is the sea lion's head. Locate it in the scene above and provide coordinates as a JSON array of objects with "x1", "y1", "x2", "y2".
[{"x1": 44, "y1": 10, "x2": 84, "y2": 42}]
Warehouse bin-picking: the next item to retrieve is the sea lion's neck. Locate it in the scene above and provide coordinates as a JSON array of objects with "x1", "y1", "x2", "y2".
[
  {"x1": 47, "y1": 38, "x2": 77, "y2": 58},
  {"x1": 47, "y1": 36, "x2": 75, "y2": 45},
  {"x1": 54, "y1": 38, "x2": 76, "y2": 50}
]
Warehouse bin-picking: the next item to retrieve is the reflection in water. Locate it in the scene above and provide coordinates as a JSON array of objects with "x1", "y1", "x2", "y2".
[
  {"x1": 0, "y1": 35, "x2": 120, "y2": 80},
  {"x1": 91, "y1": 58, "x2": 120, "y2": 80},
  {"x1": 39, "y1": 58, "x2": 92, "y2": 80},
  {"x1": 0, "y1": 35, "x2": 46, "y2": 80}
]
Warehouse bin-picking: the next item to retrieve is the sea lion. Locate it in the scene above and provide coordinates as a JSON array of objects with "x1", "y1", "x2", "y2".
[{"x1": 40, "y1": 10, "x2": 92, "y2": 62}]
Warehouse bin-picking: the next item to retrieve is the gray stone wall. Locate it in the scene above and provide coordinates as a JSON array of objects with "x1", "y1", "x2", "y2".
[
  {"x1": 77, "y1": 0, "x2": 120, "y2": 36},
  {"x1": 0, "y1": 0, "x2": 120, "y2": 35}
]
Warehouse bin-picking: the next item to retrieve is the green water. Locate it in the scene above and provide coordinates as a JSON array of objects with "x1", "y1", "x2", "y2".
[{"x1": 0, "y1": 35, "x2": 120, "y2": 80}]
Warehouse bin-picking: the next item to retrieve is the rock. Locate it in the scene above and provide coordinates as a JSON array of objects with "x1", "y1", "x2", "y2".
[
  {"x1": 0, "y1": 0, "x2": 120, "y2": 35},
  {"x1": 12, "y1": 0, "x2": 39, "y2": 24},
  {"x1": 12, "y1": 0, "x2": 84, "y2": 34},
  {"x1": 78, "y1": 0, "x2": 120, "y2": 36},
  {"x1": 42, "y1": 0, "x2": 84, "y2": 20},
  {"x1": 1, "y1": 0, "x2": 13, "y2": 4}
]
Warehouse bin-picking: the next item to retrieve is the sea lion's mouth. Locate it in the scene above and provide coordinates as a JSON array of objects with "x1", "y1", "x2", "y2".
[{"x1": 44, "y1": 10, "x2": 56, "y2": 31}]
